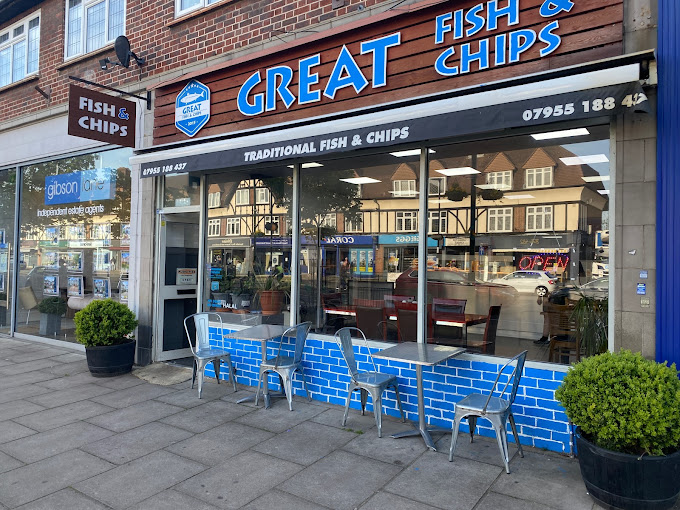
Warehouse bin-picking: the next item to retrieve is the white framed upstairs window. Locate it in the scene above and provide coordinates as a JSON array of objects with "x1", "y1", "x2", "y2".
[
  {"x1": 526, "y1": 205, "x2": 553, "y2": 231},
  {"x1": 226, "y1": 218, "x2": 240, "y2": 236},
  {"x1": 176, "y1": 0, "x2": 223, "y2": 17},
  {"x1": 429, "y1": 177, "x2": 446, "y2": 195},
  {"x1": 65, "y1": 0, "x2": 125, "y2": 59},
  {"x1": 345, "y1": 214, "x2": 363, "y2": 233},
  {"x1": 396, "y1": 211, "x2": 417, "y2": 232},
  {"x1": 526, "y1": 167, "x2": 553, "y2": 188},
  {"x1": 428, "y1": 210, "x2": 447, "y2": 234},
  {"x1": 208, "y1": 192, "x2": 221, "y2": 208},
  {"x1": 0, "y1": 12, "x2": 40, "y2": 88},
  {"x1": 488, "y1": 207, "x2": 512, "y2": 233},
  {"x1": 486, "y1": 171, "x2": 513, "y2": 190},
  {"x1": 320, "y1": 213, "x2": 337, "y2": 229},
  {"x1": 256, "y1": 187, "x2": 270, "y2": 204},
  {"x1": 207, "y1": 219, "x2": 221, "y2": 237},
  {"x1": 234, "y1": 189, "x2": 249, "y2": 206},
  {"x1": 393, "y1": 179, "x2": 416, "y2": 197}
]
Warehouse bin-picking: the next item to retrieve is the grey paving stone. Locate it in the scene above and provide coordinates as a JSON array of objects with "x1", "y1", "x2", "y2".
[
  {"x1": 0, "y1": 451, "x2": 23, "y2": 475},
  {"x1": 81, "y1": 422, "x2": 193, "y2": 465},
  {"x1": 385, "y1": 452, "x2": 502, "y2": 510},
  {"x1": 48, "y1": 352, "x2": 86, "y2": 364},
  {"x1": 160, "y1": 400, "x2": 253, "y2": 433},
  {"x1": 0, "y1": 384, "x2": 52, "y2": 405},
  {"x1": 34, "y1": 371, "x2": 100, "y2": 391},
  {"x1": 253, "y1": 421, "x2": 356, "y2": 466},
  {"x1": 342, "y1": 419, "x2": 430, "y2": 467},
  {"x1": 360, "y1": 491, "x2": 441, "y2": 510},
  {"x1": 156, "y1": 388, "x2": 220, "y2": 408},
  {"x1": 13, "y1": 400, "x2": 115, "y2": 431},
  {"x1": 435, "y1": 431, "x2": 519, "y2": 469},
  {"x1": 74, "y1": 450, "x2": 206, "y2": 509},
  {"x1": 165, "y1": 421, "x2": 273, "y2": 466},
  {"x1": 0, "y1": 449, "x2": 114, "y2": 508},
  {"x1": 0, "y1": 421, "x2": 37, "y2": 444},
  {"x1": 9, "y1": 348, "x2": 71, "y2": 364},
  {"x1": 90, "y1": 383, "x2": 176, "y2": 408},
  {"x1": 86, "y1": 400, "x2": 184, "y2": 432},
  {"x1": 0, "y1": 421, "x2": 114, "y2": 463},
  {"x1": 242, "y1": 489, "x2": 331, "y2": 510},
  {"x1": 127, "y1": 489, "x2": 221, "y2": 510},
  {"x1": 474, "y1": 491, "x2": 554, "y2": 510},
  {"x1": 44, "y1": 360, "x2": 91, "y2": 377},
  {"x1": 234, "y1": 399, "x2": 326, "y2": 433},
  {"x1": 26, "y1": 383, "x2": 115, "y2": 409},
  {"x1": 0, "y1": 400, "x2": 45, "y2": 421},
  {"x1": 14, "y1": 488, "x2": 111, "y2": 510},
  {"x1": 283, "y1": 450, "x2": 401, "y2": 510},
  {"x1": 310, "y1": 406, "x2": 378, "y2": 433},
  {"x1": 0, "y1": 370, "x2": 60, "y2": 389},
  {"x1": 175, "y1": 450, "x2": 303, "y2": 509},
  {"x1": 94, "y1": 374, "x2": 147, "y2": 390},
  {"x1": 490, "y1": 451, "x2": 594, "y2": 510},
  {"x1": 0, "y1": 358, "x2": 66, "y2": 376}
]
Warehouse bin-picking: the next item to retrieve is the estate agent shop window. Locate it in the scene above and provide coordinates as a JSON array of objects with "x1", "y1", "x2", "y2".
[
  {"x1": 197, "y1": 124, "x2": 610, "y2": 365},
  {"x1": 16, "y1": 148, "x2": 133, "y2": 343}
]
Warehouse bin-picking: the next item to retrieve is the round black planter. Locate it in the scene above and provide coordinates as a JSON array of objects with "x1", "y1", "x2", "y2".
[
  {"x1": 85, "y1": 340, "x2": 136, "y2": 378},
  {"x1": 576, "y1": 429, "x2": 680, "y2": 510}
]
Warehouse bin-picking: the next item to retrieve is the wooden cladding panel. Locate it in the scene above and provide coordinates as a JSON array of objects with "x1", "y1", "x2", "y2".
[{"x1": 154, "y1": 0, "x2": 623, "y2": 144}]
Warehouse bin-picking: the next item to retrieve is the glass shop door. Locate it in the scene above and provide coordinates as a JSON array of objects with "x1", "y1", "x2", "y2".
[{"x1": 155, "y1": 212, "x2": 200, "y2": 361}]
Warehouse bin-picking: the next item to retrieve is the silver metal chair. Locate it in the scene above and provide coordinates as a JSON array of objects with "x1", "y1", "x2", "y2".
[
  {"x1": 449, "y1": 350, "x2": 527, "y2": 473},
  {"x1": 334, "y1": 327, "x2": 405, "y2": 437},
  {"x1": 255, "y1": 322, "x2": 312, "y2": 411},
  {"x1": 183, "y1": 313, "x2": 237, "y2": 399}
]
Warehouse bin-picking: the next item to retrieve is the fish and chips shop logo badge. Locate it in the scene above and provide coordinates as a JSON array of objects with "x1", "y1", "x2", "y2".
[{"x1": 175, "y1": 79, "x2": 211, "y2": 137}]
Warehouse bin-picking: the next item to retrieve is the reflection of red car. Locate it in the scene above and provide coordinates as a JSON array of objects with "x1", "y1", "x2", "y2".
[{"x1": 394, "y1": 267, "x2": 519, "y2": 315}]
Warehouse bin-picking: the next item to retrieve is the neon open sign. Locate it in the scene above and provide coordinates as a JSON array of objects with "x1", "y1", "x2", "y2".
[{"x1": 518, "y1": 254, "x2": 569, "y2": 270}]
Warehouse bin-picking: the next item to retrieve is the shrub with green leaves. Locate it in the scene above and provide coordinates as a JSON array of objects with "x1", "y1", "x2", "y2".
[
  {"x1": 74, "y1": 299, "x2": 138, "y2": 347},
  {"x1": 555, "y1": 350, "x2": 680, "y2": 456},
  {"x1": 38, "y1": 297, "x2": 67, "y2": 315}
]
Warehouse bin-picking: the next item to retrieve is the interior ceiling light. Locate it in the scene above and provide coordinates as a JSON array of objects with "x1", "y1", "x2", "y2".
[
  {"x1": 474, "y1": 184, "x2": 502, "y2": 189},
  {"x1": 531, "y1": 128, "x2": 590, "y2": 140},
  {"x1": 598, "y1": 190, "x2": 610, "y2": 195},
  {"x1": 560, "y1": 154, "x2": 609, "y2": 165},
  {"x1": 428, "y1": 198, "x2": 452, "y2": 204},
  {"x1": 287, "y1": 162, "x2": 324, "y2": 168},
  {"x1": 339, "y1": 177, "x2": 381, "y2": 184},
  {"x1": 436, "y1": 167, "x2": 480, "y2": 176},
  {"x1": 389, "y1": 149, "x2": 435, "y2": 157},
  {"x1": 503, "y1": 193, "x2": 535, "y2": 199},
  {"x1": 581, "y1": 175, "x2": 611, "y2": 182}
]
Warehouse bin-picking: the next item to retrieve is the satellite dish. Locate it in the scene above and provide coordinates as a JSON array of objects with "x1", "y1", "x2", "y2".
[{"x1": 115, "y1": 36, "x2": 132, "y2": 68}]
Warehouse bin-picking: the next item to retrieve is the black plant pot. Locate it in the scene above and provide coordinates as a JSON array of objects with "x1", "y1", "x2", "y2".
[
  {"x1": 85, "y1": 340, "x2": 136, "y2": 378},
  {"x1": 576, "y1": 429, "x2": 680, "y2": 510}
]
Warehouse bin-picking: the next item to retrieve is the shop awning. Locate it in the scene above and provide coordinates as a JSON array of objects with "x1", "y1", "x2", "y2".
[{"x1": 132, "y1": 61, "x2": 650, "y2": 179}]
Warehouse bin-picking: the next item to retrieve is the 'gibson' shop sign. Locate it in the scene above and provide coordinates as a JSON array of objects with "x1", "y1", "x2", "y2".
[{"x1": 237, "y1": 0, "x2": 576, "y2": 117}]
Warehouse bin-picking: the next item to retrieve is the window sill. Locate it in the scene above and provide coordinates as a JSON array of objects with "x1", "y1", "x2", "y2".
[
  {"x1": 0, "y1": 74, "x2": 40, "y2": 94},
  {"x1": 167, "y1": 0, "x2": 238, "y2": 27},
  {"x1": 56, "y1": 44, "x2": 114, "y2": 71}
]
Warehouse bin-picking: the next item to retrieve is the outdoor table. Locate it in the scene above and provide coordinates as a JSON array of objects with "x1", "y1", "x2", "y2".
[
  {"x1": 373, "y1": 342, "x2": 465, "y2": 451},
  {"x1": 224, "y1": 324, "x2": 292, "y2": 408}
]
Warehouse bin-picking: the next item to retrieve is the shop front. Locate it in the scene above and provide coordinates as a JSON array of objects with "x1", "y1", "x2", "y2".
[{"x1": 131, "y1": 0, "x2": 654, "y2": 451}]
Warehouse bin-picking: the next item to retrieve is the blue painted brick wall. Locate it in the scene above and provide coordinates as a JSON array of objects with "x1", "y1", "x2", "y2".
[{"x1": 208, "y1": 327, "x2": 571, "y2": 453}]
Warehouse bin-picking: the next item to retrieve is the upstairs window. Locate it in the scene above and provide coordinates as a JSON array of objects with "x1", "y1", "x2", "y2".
[
  {"x1": 176, "y1": 0, "x2": 223, "y2": 17},
  {"x1": 429, "y1": 177, "x2": 445, "y2": 195},
  {"x1": 486, "y1": 171, "x2": 512, "y2": 190},
  {"x1": 256, "y1": 187, "x2": 270, "y2": 204},
  {"x1": 65, "y1": 0, "x2": 125, "y2": 59},
  {"x1": 234, "y1": 189, "x2": 249, "y2": 206},
  {"x1": 393, "y1": 179, "x2": 416, "y2": 197},
  {"x1": 208, "y1": 192, "x2": 221, "y2": 208},
  {"x1": 526, "y1": 167, "x2": 553, "y2": 188},
  {"x1": 0, "y1": 13, "x2": 40, "y2": 87}
]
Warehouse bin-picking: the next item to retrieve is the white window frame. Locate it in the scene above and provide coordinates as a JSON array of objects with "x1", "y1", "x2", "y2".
[
  {"x1": 234, "y1": 189, "x2": 249, "y2": 206},
  {"x1": 264, "y1": 215, "x2": 280, "y2": 233},
  {"x1": 320, "y1": 213, "x2": 337, "y2": 229},
  {"x1": 393, "y1": 179, "x2": 416, "y2": 197},
  {"x1": 207, "y1": 219, "x2": 221, "y2": 237},
  {"x1": 486, "y1": 171, "x2": 513, "y2": 190},
  {"x1": 64, "y1": 0, "x2": 126, "y2": 60},
  {"x1": 256, "y1": 187, "x2": 270, "y2": 205},
  {"x1": 208, "y1": 191, "x2": 221, "y2": 208},
  {"x1": 396, "y1": 211, "x2": 418, "y2": 232},
  {"x1": 345, "y1": 214, "x2": 363, "y2": 233},
  {"x1": 526, "y1": 205, "x2": 553, "y2": 231},
  {"x1": 175, "y1": 0, "x2": 224, "y2": 18},
  {"x1": 0, "y1": 12, "x2": 40, "y2": 88},
  {"x1": 488, "y1": 207, "x2": 513, "y2": 233},
  {"x1": 525, "y1": 167, "x2": 553, "y2": 189},
  {"x1": 226, "y1": 218, "x2": 240, "y2": 236},
  {"x1": 428, "y1": 210, "x2": 447, "y2": 234},
  {"x1": 429, "y1": 177, "x2": 446, "y2": 196}
]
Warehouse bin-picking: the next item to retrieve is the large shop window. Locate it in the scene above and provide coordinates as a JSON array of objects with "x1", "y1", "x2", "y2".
[
  {"x1": 65, "y1": 0, "x2": 125, "y2": 59},
  {"x1": 16, "y1": 148, "x2": 132, "y2": 343},
  {"x1": 0, "y1": 168, "x2": 16, "y2": 334},
  {"x1": 0, "y1": 13, "x2": 40, "y2": 87}
]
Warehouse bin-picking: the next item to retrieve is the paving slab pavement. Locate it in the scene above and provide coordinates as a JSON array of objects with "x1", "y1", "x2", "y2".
[{"x1": 0, "y1": 336, "x2": 676, "y2": 510}]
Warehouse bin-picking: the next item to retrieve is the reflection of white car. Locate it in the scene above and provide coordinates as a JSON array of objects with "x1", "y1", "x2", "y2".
[
  {"x1": 592, "y1": 261, "x2": 609, "y2": 278},
  {"x1": 491, "y1": 270, "x2": 557, "y2": 297}
]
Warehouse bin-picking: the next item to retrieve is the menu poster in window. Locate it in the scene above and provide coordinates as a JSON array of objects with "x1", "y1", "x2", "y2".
[
  {"x1": 359, "y1": 250, "x2": 366, "y2": 273},
  {"x1": 43, "y1": 251, "x2": 59, "y2": 270},
  {"x1": 65, "y1": 251, "x2": 83, "y2": 272},
  {"x1": 119, "y1": 280, "x2": 129, "y2": 302},
  {"x1": 67, "y1": 276, "x2": 83, "y2": 297},
  {"x1": 350, "y1": 250, "x2": 358, "y2": 273},
  {"x1": 94, "y1": 250, "x2": 111, "y2": 272},
  {"x1": 43, "y1": 275, "x2": 59, "y2": 295},
  {"x1": 120, "y1": 252, "x2": 130, "y2": 273},
  {"x1": 93, "y1": 278, "x2": 110, "y2": 298},
  {"x1": 0, "y1": 250, "x2": 7, "y2": 269},
  {"x1": 0, "y1": 272, "x2": 5, "y2": 292},
  {"x1": 121, "y1": 224, "x2": 131, "y2": 246},
  {"x1": 367, "y1": 250, "x2": 374, "y2": 273},
  {"x1": 45, "y1": 227, "x2": 59, "y2": 245}
]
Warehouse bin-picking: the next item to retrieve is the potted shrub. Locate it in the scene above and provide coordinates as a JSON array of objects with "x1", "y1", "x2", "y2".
[
  {"x1": 445, "y1": 182, "x2": 469, "y2": 202},
  {"x1": 38, "y1": 297, "x2": 67, "y2": 336},
  {"x1": 74, "y1": 299, "x2": 138, "y2": 377},
  {"x1": 571, "y1": 295, "x2": 608, "y2": 357},
  {"x1": 480, "y1": 188, "x2": 504, "y2": 200},
  {"x1": 257, "y1": 272, "x2": 289, "y2": 316},
  {"x1": 555, "y1": 350, "x2": 680, "y2": 510}
]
